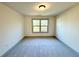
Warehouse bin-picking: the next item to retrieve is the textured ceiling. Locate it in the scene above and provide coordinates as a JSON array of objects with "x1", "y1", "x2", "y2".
[{"x1": 3, "y1": 2, "x2": 78, "y2": 16}]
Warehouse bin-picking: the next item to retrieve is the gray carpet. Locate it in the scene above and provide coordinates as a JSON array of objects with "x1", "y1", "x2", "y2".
[{"x1": 3, "y1": 38, "x2": 79, "y2": 57}]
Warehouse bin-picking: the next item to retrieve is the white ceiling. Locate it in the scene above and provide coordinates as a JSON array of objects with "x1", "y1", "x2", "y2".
[{"x1": 3, "y1": 2, "x2": 78, "y2": 16}]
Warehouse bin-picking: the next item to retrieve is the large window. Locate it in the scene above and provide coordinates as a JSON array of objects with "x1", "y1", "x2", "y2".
[{"x1": 32, "y1": 18, "x2": 49, "y2": 33}]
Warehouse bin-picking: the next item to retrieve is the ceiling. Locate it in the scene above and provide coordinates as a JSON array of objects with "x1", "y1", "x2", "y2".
[{"x1": 3, "y1": 2, "x2": 78, "y2": 16}]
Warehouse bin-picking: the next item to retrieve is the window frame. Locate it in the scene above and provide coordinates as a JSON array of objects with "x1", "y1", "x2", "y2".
[{"x1": 32, "y1": 18, "x2": 49, "y2": 33}]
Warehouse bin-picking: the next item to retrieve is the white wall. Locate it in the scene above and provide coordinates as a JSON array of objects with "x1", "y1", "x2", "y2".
[
  {"x1": 56, "y1": 4, "x2": 79, "y2": 53},
  {"x1": 24, "y1": 16, "x2": 56, "y2": 36},
  {"x1": 0, "y1": 3, "x2": 24, "y2": 56}
]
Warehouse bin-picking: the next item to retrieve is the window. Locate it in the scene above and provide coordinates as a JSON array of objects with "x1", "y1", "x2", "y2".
[{"x1": 32, "y1": 18, "x2": 49, "y2": 33}]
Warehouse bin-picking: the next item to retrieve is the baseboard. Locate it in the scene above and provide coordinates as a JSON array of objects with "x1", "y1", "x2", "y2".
[
  {"x1": 55, "y1": 36, "x2": 79, "y2": 54},
  {"x1": 24, "y1": 36, "x2": 56, "y2": 38},
  {"x1": 2, "y1": 36, "x2": 24, "y2": 57}
]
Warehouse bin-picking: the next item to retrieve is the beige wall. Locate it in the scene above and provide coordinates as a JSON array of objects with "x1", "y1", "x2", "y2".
[
  {"x1": 24, "y1": 16, "x2": 56, "y2": 36},
  {"x1": 56, "y1": 4, "x2": 79, "y2": 53},
  {"x1": 0, "y1": 3, "x2": 24, "y2": 56}
]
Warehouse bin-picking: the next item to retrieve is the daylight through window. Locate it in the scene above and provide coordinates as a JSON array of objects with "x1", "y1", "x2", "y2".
[{"x1": 32, "y1": 18, "x2": 48, "y2": 33}]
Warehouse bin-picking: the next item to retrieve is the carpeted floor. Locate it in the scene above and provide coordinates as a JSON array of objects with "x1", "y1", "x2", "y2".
[{"x1": 3, "y1": 38, "x2": 79, "y2": 57}]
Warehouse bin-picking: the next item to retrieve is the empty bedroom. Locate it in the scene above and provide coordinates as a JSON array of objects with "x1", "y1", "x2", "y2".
[{"x1": 0, "y1": 2, "x2": 79, "y2": 57}]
